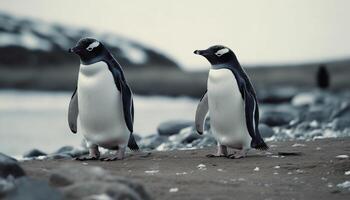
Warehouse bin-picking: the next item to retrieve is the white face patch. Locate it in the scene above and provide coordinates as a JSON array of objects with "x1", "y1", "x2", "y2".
[
  {"x1": 86, "y1": 41, "x2": 100, "y2": 51},
  {"x1": 215, "y1": 48, "x2": 229, "y2": 57}
]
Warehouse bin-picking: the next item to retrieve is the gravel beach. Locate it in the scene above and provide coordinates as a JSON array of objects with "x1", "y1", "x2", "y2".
[{"x1": 18, "y1": 138, "x2": 350, "y2": 200}]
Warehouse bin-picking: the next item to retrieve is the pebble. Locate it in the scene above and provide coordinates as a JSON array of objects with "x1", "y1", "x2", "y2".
[
  {"x1": 197, "y1": 164, "x2": 207, "y2": 170},
  {"x1": 169, "y1": 188, "x2": 179, "y2": 193}
]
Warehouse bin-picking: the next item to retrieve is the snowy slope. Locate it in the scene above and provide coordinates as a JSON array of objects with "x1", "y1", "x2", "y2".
[{"x1": 0, "y1": 12, "x2": 178, "y2": 68}]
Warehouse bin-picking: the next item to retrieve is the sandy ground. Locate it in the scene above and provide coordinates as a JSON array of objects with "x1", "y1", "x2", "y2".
[{"x1": 21, "y1": 138, "x2": 350, "y2": 200}]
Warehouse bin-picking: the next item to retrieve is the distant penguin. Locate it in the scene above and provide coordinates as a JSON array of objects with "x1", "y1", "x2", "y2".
[
  {"x1": 194, "y1": 45, "x2": 268, "y2": 159},
  {"x1": 317, "y1": 64, "x2": 330, "y2": 89},
  {"x1": 68, "y1": 38, "x2": 139, "y2": 161}
]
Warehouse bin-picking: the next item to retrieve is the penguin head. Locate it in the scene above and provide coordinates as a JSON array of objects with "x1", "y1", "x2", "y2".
[
  {"x1": 69, "y1": 38, "x2": 107, "y2": 64},
  {"x1": 194, "y1": 45, "x2": 236, "y2": 65}
]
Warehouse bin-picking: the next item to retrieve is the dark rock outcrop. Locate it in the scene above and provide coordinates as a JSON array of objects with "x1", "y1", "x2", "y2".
[
  {"x1": 3, "y1": 177, "x2": 63, "y2": 200},
  {"x1": 23, "y1": 149, "x2": 47, "y2": 158},
  {"x1": 50, "y1": 164, "x2": 151, "y2": 200},
  {"x1": 0, "y1": 153, "x2": 25, "y2": 179}
]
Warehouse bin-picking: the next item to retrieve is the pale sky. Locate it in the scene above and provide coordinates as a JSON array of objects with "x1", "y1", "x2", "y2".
[{"x1": 0, "y1": 0, "x2": 350, "y2": 69}]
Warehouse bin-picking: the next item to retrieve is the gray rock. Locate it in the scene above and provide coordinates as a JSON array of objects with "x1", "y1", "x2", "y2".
[
  {"x1": 332, "y1": 118, "x2": 350, "y2": 131},
  {"x1": 4, "y1": 177, "x2": 63, "y2": 200},
  {"x1": 291, "y1": 92, "x2": 317, "y2": 106},
  {"x1": 300, "y1": 105, "x2": 333, "y2": 122},
  {"x1": 258, "y1": 124, "x2": 275, "y2": 138},
  {"x1": 55, "y1": 146, "x2": 74, "y2": 154},
  {"x1": 139, "y1": 135, "x2": 168, "y2": 150},
  {"x1": 156, "y1": 127, "x2": 215, "y2": 151},
  {"x1": 52, "y1": 146, "x2": 88, "y2": 158},
  {"x1": 23, "y1": 149, "x2": 47, "y2": 158},
  {"x1": 50, "y1": 165, "x2": 151, "y2": 200},
  {"x1": 0, "y1": 153, "x2": 25, "y2": 179},
  {"x1": 260, "y1": 111, "x2": 295, "y2": 127},
  {"x1": 331, "y1": 102, "x2": 350, "y2": 119},
  {"x1": 47, "y1": 153, "x2": 72, "y2": 160},
  {"x1": 157, "y1": 120, "x2": 193, "y2": 136},
  {"x1": 259, "y1": 87, "x2": 298, "y2": 104}
]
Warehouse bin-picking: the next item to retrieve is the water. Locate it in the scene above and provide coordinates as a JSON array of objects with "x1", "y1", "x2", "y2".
[{"x1": 0, "y1": 90, "x2": 197, "y2": 156}]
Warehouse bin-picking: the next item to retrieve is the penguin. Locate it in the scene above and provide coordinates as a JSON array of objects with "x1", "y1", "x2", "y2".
[
  {"x1": 316, "y1": 64, "x2": 330, "y2": 89},
  {"x1": 68, "y1": 37, "x2": 139, "y2": 161},
  {"x1": 194, "y1": 45, "x2": 268, "y2": 159}
]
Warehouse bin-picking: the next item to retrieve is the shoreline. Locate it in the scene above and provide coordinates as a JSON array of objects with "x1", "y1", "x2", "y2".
[{"x1": 19, "y1": 138, "x2": 350, "y2": 200}]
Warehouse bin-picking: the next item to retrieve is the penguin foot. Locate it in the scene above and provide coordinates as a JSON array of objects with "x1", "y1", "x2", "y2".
[
  {"x1": 75, "y1": 155, "x2": 99, "y2": 161},
  {"x1": 227, "y1": 150, "x2": 248, "y2": 159},
  {"x1": 206, "y1": 154, "x2": 227, "y2": 158},
  {"x1": 100, "y1": 155, "x2": 122, "y2": 161},
  {"x1": 227, "y1": 154, "x2": 245, "y2": 159}
]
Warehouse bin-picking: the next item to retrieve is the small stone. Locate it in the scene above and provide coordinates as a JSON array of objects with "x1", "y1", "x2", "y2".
[
  {"x1": 197, "y1": 164, "x2": 206, "y2": 170},
  {"x1": 254, "y1": 167, "x2": 260, "y2": 172},
  {"x1": 292, "y1": 143, "x2": 306, "y2": 147},
  {"x1": 144, "y1": 170, "x2": 159, "y2": 175},
  {"x1": 169, "y1": 188, "x2": 178, "y2": 193},
  {"x1": 336, "y1": 155, "x2": 349, "y2": 159},
  {"x1": 175, "y1": 172, "x2": 187, "y2": 176}
]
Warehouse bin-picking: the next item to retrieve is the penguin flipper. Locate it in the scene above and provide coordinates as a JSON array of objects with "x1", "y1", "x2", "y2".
[
  {"x1": 243, "y1": 88, "x2": 268, "y2": 150},
  {"x1": 68, "y1": 88, "x2": 78, "y2": 134},
  {"x1": 195, "y1": 91, "x2": 209, "y2": 135},
  {"x1": 119, "y1": 79, "x2": 134, "y2": 133}
]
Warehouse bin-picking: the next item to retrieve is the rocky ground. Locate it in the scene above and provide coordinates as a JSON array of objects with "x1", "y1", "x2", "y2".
[
  {"x1": 0, "y1": 138, "x2": 349, "y2": 200},
  {"x1": 1, "y1": 87, "x2": 350, "y2": 200},
  {"x1": 137, "y1": 89, "x2": 350, "y2": 152}
]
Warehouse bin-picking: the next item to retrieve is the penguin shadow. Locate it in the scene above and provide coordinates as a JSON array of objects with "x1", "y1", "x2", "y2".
[
  {"x1": 120, "y1": 151, "x2": 152, "y2": 160},
  {"x1": 74, "y1": 151, "x2": 152, "y2": 162}
]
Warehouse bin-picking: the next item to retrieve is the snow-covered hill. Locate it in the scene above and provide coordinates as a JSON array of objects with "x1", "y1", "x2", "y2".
[{"x1": 0, "y1": 12, "x2": 178, "y2": 68}]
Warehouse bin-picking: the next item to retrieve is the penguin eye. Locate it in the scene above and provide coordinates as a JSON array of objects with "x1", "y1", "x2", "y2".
[
  {"x1": 86, "y1": 41, "x2": 100, "y2": 52},
  {"x1": 215, "y1": 48, "x2": 229, "y2": 57}
]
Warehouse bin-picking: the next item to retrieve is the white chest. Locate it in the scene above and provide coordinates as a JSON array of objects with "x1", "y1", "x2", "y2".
[
  {"x1": 207, "y1": 68, "x2": 250, "y2": 148},
  {"x1": 77, "y1": 61, "x2": 129, "y2": 146}
]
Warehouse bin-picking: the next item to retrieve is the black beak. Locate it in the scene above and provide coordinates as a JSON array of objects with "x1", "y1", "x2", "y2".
[
  {"x1": 68, "y1": 46, "x2": 79, "y2": 53},
  {"x1": 194, "y1": 49, "x2": 207, "y2": 55}
]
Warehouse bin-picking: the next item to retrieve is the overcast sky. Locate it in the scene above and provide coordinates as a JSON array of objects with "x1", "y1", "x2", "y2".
[{"x1": 0, "y1": 0, "x2": 350, "y2": 69}]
